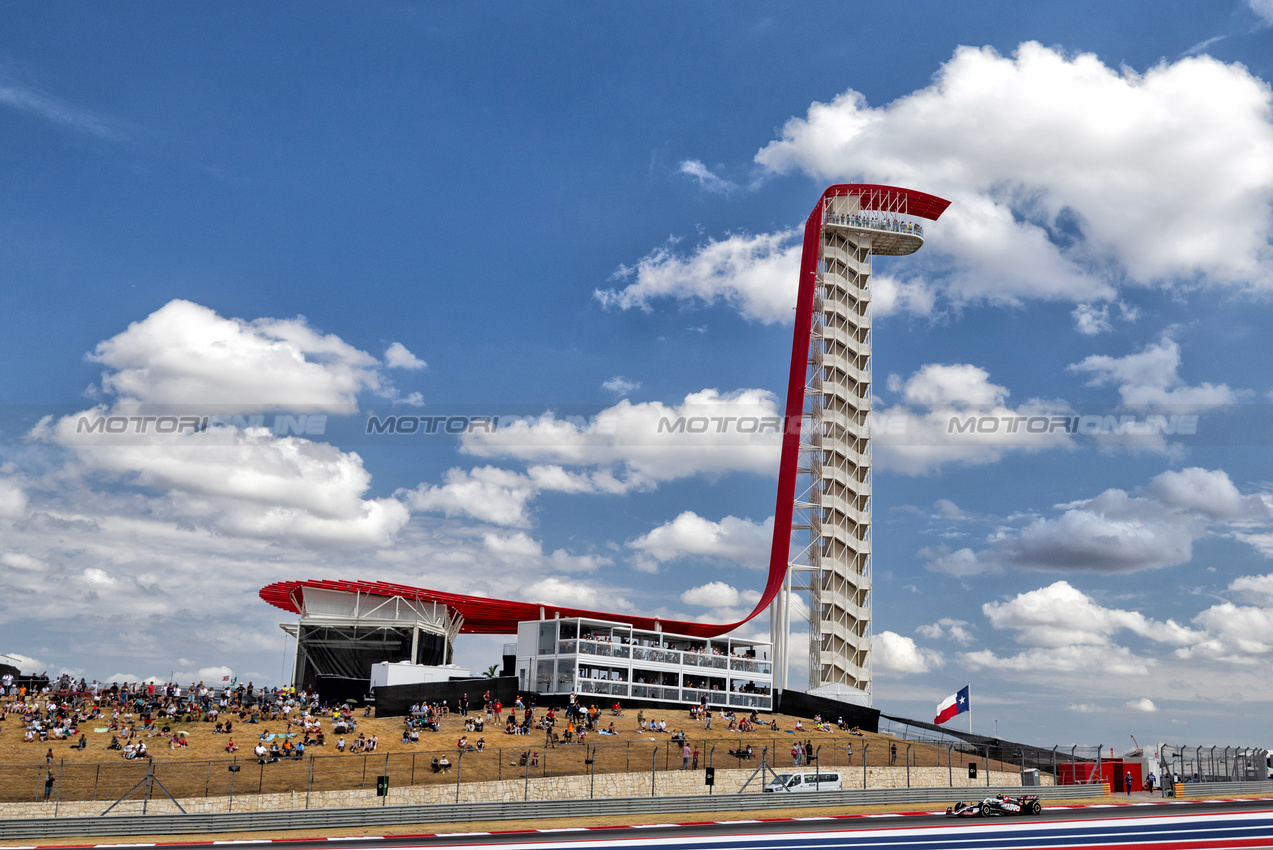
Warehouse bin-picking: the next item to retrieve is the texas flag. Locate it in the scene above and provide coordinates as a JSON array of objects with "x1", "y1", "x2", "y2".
[{"x1": 935, "y1": 685, "x2": 970, "y2": 725}]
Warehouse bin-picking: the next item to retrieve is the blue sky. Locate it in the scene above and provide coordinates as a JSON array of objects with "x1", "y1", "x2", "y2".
[{"x1": 3, "y1": 1, "x2": 1273, "y2": 748}]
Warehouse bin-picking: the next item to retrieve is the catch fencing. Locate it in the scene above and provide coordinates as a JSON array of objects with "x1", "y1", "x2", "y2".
[
  {"x1": 0, "y1": 733, "x2": 1027, "y2": 808},
  {"x1": 1158, "y1": 745, "x2": 1270, "y2": 783}
]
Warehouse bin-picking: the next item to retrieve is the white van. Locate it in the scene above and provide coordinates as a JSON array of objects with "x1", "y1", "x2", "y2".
[{"x1": 763, "y1": 771, "x2": 843, "y2": 792}]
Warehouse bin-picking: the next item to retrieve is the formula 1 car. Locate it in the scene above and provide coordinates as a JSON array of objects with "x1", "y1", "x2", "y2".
[{"x1": 946, "y1": 793, "x2": 1042, "y2": 817}]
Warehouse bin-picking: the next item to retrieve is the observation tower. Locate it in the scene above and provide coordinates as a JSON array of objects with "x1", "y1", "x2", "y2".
[
  {"x1": 261, "y1": 184, "x2": 948, "y2": 709},
  {"x1": 769, "y1": 185, "x2": 949, "y2": 704}
]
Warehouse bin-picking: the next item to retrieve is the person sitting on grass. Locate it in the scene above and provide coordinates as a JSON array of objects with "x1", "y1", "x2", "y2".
[
  {"x1": 225, "y1": 738, "x2": 238, "y2": 753},
  {"x1": 475, "y1": 737, "x2": 485, "y2": 752},
  {"x1": 438, "y1": 755, "x2": 451, "y2": 772},
  {"x1": 431, "y1": 756, "x2": 441, "y2": 773}
]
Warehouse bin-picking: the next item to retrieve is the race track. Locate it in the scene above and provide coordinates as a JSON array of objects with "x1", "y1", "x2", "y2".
[{"x1": 39, "y1": 799, "x2": 1273, "y2": 850}]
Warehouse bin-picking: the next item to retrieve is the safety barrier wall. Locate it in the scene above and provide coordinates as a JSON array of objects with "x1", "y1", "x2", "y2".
[
  {"x1": 1173, "y1": 780, "x2": 1273, "y2": 798},
  {"x1": 0, "y1": 783, "x2": 1107, "y2": 840}
]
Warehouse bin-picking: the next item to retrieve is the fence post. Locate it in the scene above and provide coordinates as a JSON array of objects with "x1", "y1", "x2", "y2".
[
  {"x1": 862, "y1": 743, "x2": 868, "y2": 789},
  {"x1": 455, "y1": 750, "x2": 462, "y2": 804},
  {"x1": 651, "y1": 747, "x2": 658, "y2": 797},
  {"x1": 258, "y1": 760, "x2": 264, "y2": 794},
  {"x1": 984, "y1": 745, "x2": 990, "y2": 786},
  {"x1": 626, "y1": 741, "x2": 630, "y2": 773},
  {"x1": 362, "y1": 753, "x2": 368, "y2": 789},
  {"x1": 411, "y1": 752, "x2": 416, "y2": 786},
  {"x1": 906, "y1": 744, "x2": 911, "y2": 788},
  {"x1": 93, "y1": 763, "x2": 100, "y2": 802},
  {"x1": 54, "y1": 757, "x2": 65, "y2": 817},
  {"x1": 205, "y1": 761, "x2": 211, "y2": 798},
  {"x1": 229, "y1": 755, "x2": 237, "y2": 813},
  {"x1": 523, "y1": 747, "x2": 531, "y2": 801},
  {"x1": 306, "y1": 754, "x2": 313, "y2": 809},
  {"x1": 947, "y1": 744, "x2": 953, "y2": 787}
]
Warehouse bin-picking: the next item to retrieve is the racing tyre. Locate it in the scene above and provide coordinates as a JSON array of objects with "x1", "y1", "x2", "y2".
[
  {"x1": 980, "y1": 802, "x2": 991, "y2": 817},
  {"x1": 1029, "y1": 800, "x2": 1042, "y2": 815}
]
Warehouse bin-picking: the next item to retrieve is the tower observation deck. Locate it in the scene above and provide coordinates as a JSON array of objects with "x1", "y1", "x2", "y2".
[{"x1": 770, "y1": 185, "x2": 949, "y2": 705}]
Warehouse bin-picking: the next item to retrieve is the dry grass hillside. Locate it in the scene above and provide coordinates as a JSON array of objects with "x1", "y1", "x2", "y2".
[{"x1": 0, "y1": 699, "x2": 1017, "y2": 804}]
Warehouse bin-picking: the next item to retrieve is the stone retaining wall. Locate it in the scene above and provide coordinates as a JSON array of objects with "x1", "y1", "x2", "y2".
[{"x1": 0, "y1": 766, "x2": 1038, "y2": 819}]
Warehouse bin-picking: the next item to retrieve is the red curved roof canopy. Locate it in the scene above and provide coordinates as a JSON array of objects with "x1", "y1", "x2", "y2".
[
  {"x1": 833, "y1": 183, "x2": 951, "y2": 221},
  {"x1": 260, "y1": 184, "x2": 949, "y2": 639}
]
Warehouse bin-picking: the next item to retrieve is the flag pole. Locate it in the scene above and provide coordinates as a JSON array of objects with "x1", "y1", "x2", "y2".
[{"x1": 968, "y1": 682, "x2": 972, "y2": 735}]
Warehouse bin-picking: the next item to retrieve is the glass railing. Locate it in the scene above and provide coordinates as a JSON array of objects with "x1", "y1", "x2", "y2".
[
  {"x1": 825, "y1": 212, "x2": 923, "y2": 238},
  {"x1": 575, "y1": 639, "x2": 631, "y2": 659},
  {"x1": 579, "y1": 680, "x2": 629, "y2": 697},
  {"x1": 631, "y1": 647, "x2": 682, "y2": 665},
  {"x1": 728, "y1": 693, "x2": 772, "y2": 709},
  {"x1": 557, "y1": 640, "x2": 576, "y2": 655},
  {"x1": 630, "y1": 684, "x2": 679, "y2": 701},
  {"x1": 729, "y1": 658, "x2": 772, "y2": 674}
]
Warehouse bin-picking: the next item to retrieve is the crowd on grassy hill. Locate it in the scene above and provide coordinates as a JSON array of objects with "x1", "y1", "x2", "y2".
[
  {"x1": 2, "y1": 672, "x2": 892, "y2": 781},
  {"x1": 0, "y1": 673, "x2": 382, "y2": 764}
]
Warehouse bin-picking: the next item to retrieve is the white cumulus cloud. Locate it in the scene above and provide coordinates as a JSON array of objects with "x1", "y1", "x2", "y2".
[
  {"x1": 629, "y1": 511, "x2": 773, "y2": 568},
  {"x1": 923, "y1": 467, "x2": 1269, "y2": 575},
  {"x1": 596, "y1": 231, "x2": 802, "y2": 325},
  {"x1": 873, "y1": 631, "x2": 942, "y2": 675},
  {"x1": 384, "y1": 342, "x2": 427, "y2": 370},
  {"x1": 755, "y1": 42, "x2": 1273, "y2": 303},
  {"x1": 1068, "y1": 336, "x2": 1244, "y2": 410},
  {"x1": 459, "y1": 389, "x2": 782, "y2": 488}
]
